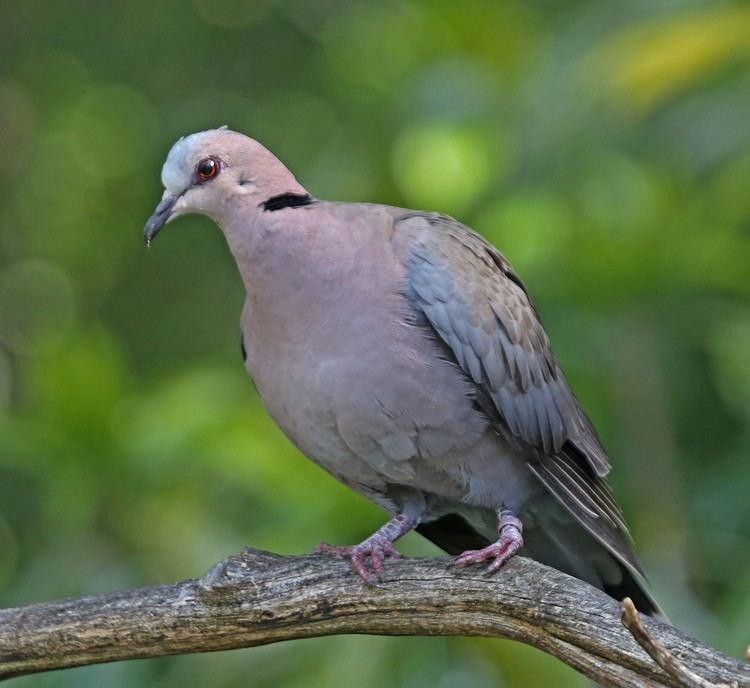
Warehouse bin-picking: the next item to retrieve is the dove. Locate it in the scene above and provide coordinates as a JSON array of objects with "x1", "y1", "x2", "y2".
[{"x1": 144, "y1": 128, "x2": 662, "y2": 616}]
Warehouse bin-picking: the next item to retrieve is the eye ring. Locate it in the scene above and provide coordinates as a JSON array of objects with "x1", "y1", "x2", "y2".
[{"x1": 196, "y1": 157, "x2": 220, "y2": 182}]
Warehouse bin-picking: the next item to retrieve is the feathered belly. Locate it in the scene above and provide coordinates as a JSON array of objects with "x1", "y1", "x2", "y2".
[{"x1": 244, "y1": 322, "x2": 540, "y2": 514}]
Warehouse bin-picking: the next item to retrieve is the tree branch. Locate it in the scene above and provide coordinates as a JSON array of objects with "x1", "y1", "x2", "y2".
[
  {"x1": 0, "y1": 550, "x2": 747, "y2": 687},
  {"x1": 621, "y1": 598, "x2": 738, "y2": 688}
]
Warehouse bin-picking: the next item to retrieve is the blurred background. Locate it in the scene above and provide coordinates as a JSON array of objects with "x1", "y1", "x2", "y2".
[{"x1": 1, "y1": 0, "x2": 749, "y2": 685}]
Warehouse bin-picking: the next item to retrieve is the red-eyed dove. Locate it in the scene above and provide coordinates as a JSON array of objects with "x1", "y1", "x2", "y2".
[{"x1": 145, "y1": 128, "x2": 662, "y2": 616}]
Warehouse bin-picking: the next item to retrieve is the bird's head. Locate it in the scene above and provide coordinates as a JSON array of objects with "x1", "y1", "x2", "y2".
[{"x1": 144, "y1": 128, "x2": 307, "y2": 245}]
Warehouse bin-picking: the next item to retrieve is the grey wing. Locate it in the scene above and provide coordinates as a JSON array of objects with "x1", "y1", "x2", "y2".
[{"x1": 395, "y1": 211, "x2": 643, "y2": 576}]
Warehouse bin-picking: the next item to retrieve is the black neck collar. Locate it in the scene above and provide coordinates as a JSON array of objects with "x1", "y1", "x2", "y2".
[{"x1": 261, "y1": 193, "x2": 315, "y2": 212}]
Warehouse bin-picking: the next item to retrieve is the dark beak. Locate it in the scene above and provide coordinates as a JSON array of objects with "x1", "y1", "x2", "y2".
[{"x1": 144, "y1": 194, "x2": 179, "y2": 246}]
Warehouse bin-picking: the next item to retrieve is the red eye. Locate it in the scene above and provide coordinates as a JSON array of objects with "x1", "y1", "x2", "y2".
[{"x1": 196, "y1": 157, "x2": 220, "y2": 181}]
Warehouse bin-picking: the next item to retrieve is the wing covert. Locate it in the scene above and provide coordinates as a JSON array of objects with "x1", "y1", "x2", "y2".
[
  {"x1": 400, "y1": 212, "x2": 609, "y2": 476},
  {"x1": 392, "y1": 210, "x2": 654, "y2": 605}
]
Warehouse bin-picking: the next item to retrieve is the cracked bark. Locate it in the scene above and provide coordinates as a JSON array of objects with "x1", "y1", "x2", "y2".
[{"x1": 0, "y1": 550, "x2": 747, "y2": 687}]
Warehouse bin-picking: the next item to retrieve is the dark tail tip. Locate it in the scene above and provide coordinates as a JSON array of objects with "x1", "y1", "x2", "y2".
[{"x1": 604, "y1": 561, "x2": 666, "y2": 620}]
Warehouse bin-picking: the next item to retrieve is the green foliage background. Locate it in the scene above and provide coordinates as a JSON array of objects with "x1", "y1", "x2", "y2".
[{"x1": 1, "y1": 1, "x2": 750, "y2": 685}]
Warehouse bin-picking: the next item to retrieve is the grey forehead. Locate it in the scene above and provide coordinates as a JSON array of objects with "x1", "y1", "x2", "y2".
[{"x1": 160, "y1": 131, "x2": 215, "y2": 194}]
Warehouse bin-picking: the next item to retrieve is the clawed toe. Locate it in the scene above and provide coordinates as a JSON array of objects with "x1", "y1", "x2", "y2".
[
  {"x1": 315, "y1": 541, "x2": 400, "y2": 584},
  {"x1": 313, "y1": 514, "x2": 417, "y2": 584},
  {"x1": 454, "y1": 543, "x2": 504, "y2": 569},
  {"x1": 453, "y1": 540, "x2": 520, "y2": 572},
  {"x1": 453, "y1": 513, "x2": 524, "y2": 573}
]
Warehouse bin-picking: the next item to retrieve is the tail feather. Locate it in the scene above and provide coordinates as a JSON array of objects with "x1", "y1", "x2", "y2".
[
  {"x1": 601, "y1": 560, "x2": 663, "y2": 619},
  {"x1": 417, "y1": 511, "x2": 664, "y2": 619}
]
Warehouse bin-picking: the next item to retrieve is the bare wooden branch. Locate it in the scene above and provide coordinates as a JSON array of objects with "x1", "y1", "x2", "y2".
[
  {"x1": 621, "y1": 598, "x2": 739, "y2": 688},
  {"x1": 0, "y1": 550, "x2": 748, "y2": 687}
]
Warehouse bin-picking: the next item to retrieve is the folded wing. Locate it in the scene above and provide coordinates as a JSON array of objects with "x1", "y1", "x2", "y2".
[{"x1": 396, "y1": 211, "x2": 646, "y2": 580}]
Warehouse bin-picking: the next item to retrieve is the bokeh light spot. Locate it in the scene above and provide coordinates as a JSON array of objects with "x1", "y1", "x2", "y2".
[
  {"x1": 323, "y1": 3, "x2": 426, "y2": 97},
  {"x1": 13, "y1": 48, "x2": 90, "y2": 113},
  {"x1": 0, "y1": 261, "x2": 77, "y2": 355},
  {"x1": 65, "y1": 85, "x2": 160, "y2": 179},
  {"x1": 477, "y1": 193, "x2": 571, "y2": 272},
  {"x1": 392, "y1": 124, "x2": 492, "y2": 213},
  {"x1": 587, "y1": 7, "x2": 750, "y2": 115},
  {"x1": 577, "y1": 154, "x2": 658, "y2": 234}
]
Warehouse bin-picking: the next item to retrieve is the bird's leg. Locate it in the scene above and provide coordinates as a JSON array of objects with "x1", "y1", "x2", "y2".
[
  {"x1": 453, "y1": 507, "x2": 524, "y2": 573},
  {"x1": 315, "y1": 513, "x2": 420, "y2": 584}
]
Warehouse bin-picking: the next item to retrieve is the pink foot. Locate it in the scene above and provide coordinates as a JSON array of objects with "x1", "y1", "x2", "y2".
[
  {"x1": 316, "y1": 540, "x2": 401, "y2": 584},
  {"x1": 315, "y1": 513, "x2": 418, "y2": 585},
  {"x1": 454, "y1": 509, "x2": 523, "y2": 573}
]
